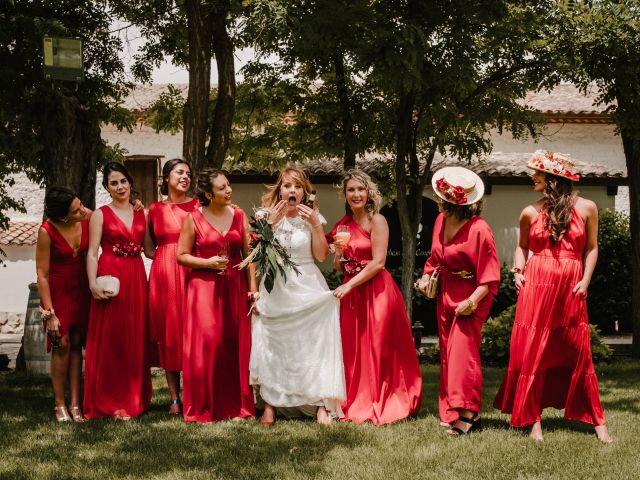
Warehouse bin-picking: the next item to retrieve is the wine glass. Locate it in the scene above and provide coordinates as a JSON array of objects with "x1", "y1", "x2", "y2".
[
  {"x1": 217, "y1": 241, "x2": 229, "y2": 275},
  {"x1": 334, "y1": 225, "x2": 352, "y2": 261}
]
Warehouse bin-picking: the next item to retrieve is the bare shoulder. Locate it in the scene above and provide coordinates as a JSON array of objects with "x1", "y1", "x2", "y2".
[
  {"x1": 521, "y1": 203, "x2": 540, "y2": 221},
  {"x1": 575, "y1": 196, "x2": 597, "y2": 214},
  {"x1": 37, "y1": 226, "x2": 51, "y2": 242},
  {"x1": 371, "y1": 213, "x2": 388, "y2": 229},
  {"x1": 89, "y1": 208, "x2": 103, "y2": 224}
]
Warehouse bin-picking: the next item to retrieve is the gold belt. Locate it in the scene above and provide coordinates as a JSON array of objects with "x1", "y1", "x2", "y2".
[{"x1": 450, "y1": 270, "x2": 474, "y2": 279}]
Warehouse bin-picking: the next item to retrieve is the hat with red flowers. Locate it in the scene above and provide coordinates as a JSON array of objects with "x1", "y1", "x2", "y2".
[
  {"x1": 527, "y1": 150, "x2": 580, "y2": 181},
  {"x1": 431, "y1": 167, "x2": 484, "y2": 206}
]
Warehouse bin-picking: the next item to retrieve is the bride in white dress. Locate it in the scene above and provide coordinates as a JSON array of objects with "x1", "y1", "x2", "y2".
[{"x1": 250, "y1": 167, "x2": 345, "y2": 425}]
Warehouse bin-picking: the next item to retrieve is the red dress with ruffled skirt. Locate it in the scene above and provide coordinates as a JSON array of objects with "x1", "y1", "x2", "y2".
[
  {"x1": 148, "y1": 198, "x2": 199, "y2": 371},
  {"x1": 182, "y1": 208, "x2": 255, "y2": 422},
  {"x1": 423, "y1": 214, "x2": 500, "y2": 424},
  {"x1": 83, "y1": 206, "x2": 152, "y2": 419},
  {"x1": 493, "y1": 208, "x2": 606, "y2": 427},
  {"x1": 40, "y1": 220, "x2": 90, "y2": 351},
  {"x1": 328, "y1": 215, "x2": 422, "y2": 425}
]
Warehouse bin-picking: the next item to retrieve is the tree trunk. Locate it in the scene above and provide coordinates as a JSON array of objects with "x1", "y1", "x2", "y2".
[
  {"x1": 206, "y1": 3, "x2": 235, "y2": 169},
  {"x1": 42, "y1": 89, "x2": 98, "y2": 213},
  {"x1": 620, "y1": 129, "x2": 640, "y2": 358},
  {"x1": 394, "y1": 90, "x2": 418, "y2": 319},
  {"x1": 183, "y1": 0, "x2": 212, "y2": 173},
  {"x1": 333, "y1": 52, "x2": 356, "y2": 170}
]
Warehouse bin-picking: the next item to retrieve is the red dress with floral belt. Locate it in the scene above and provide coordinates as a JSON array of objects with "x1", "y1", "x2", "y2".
[
  {"x1": 40, "y1": 220, "x2": 90, "y2": 351},
  {"x1": 148, "y1": 198, "x2": 199, "y2": 371},
  {"x1": 182, "y1": 208, "x2": 255, "y2": 422},
  {"x1": 83, "y1": 206, "x2": 152, "y2": 419},
  {"x1": 493, "y1": 208, "x2": 606, "y2": 427},
  {"x1": 328, "y1": 215, "x2": 422, "y2": 425},
  {"x1": 423, "y1": 214, "x2": 500, "y2": 424}
]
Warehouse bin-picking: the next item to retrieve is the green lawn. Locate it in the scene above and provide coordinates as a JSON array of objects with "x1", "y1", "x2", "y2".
[{"x1": 1, "y1": 362, "x2": 639, "y2": 480}]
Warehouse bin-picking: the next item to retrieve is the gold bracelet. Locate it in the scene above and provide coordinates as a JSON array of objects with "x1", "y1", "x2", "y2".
[{"x1": 467, "y1": 299, "x2": 477, "y2": 311}]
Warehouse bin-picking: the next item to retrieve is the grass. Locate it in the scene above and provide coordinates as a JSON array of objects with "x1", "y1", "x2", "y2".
[{"x1": 1, "y1": 361, "x2": 639, "y2": 480}]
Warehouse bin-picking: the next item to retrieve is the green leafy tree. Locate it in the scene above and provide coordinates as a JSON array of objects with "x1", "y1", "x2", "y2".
[
  {"x1": 555, "y1": 0, "x2": 640, "y2": 356},
  {"x1": 244, "y1": 1, "x2": 552, "y2": 317},
  {"x1": 0, "y1": 0, "x2": 133, "y2": 220},
  {"x1": 113, "y1": 0, "x2": 242, "y2": 172}
]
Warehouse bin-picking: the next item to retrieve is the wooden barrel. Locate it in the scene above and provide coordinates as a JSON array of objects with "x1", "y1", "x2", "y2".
[{"x1": 22, "y1": 282, "x2": 50, "y2": 376}]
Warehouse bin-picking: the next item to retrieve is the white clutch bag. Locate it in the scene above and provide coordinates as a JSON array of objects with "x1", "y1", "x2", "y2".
[{"x1": 96, "y1": 275, "x2": 120, "y2": 298}]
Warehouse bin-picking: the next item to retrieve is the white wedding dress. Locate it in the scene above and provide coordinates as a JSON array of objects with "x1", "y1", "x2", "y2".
[{"x1": 250, "y1": 213, "x2": 345, "y2": 417}]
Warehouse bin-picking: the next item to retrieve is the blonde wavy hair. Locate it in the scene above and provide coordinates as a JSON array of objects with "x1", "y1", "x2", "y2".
[
  {"x1": 261, "y1": 166, "x2": 318, "y2": 209},
  {"x1": 339, "y1": 169, "x2": 382, "y2": 215}
]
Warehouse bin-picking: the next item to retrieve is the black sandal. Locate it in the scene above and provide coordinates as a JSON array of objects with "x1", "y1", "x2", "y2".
[{"x1": 447, "y1": 413, "x2": 481, "y2": 436}]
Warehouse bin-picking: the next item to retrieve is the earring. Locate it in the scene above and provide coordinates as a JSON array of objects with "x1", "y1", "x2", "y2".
[{"x1": 61, "y1": 217, "x2": 69, "y2": 224}]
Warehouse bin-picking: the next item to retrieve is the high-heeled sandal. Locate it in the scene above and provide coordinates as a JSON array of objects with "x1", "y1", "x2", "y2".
[
  {"x1": 260, "y1": 408, "x2": 277, "y2": 426},
  {"x1": 446, "y1": 413, "x2": 481, "y2": 436},
  {"x1": 69, "y1": 406, "x2": 86, "y2": 423},
  {"x1": 168, "y1": 399, "x2": 182, "y2": 416},
  {"x1": 54, "y1": 405, "x2": 71, "y2": 423}
]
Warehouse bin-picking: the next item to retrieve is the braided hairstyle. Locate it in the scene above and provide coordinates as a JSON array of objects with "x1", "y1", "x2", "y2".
[{"x1": 542, "y1": 173, "x2": 576, "y2": 243}]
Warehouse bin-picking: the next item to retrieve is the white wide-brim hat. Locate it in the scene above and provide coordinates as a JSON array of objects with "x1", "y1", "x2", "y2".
[{"x1": 431, "y1": 166, "x2": 485, "y2": 206}]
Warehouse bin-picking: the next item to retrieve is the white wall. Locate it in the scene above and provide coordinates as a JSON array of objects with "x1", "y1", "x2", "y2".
[
  {"x1": 491, "y1": 124, "x2": 626, "y2": 171},
  {"x1": 0, "y1": 246, "x2": 37, "y2": 313},
  {"x1": 102, "y1": 123, "x2": 183, "y2": 160}
]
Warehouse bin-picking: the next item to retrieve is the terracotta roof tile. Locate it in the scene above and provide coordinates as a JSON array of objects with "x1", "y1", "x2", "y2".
[
  {"x1": 122, "y1": 83, "x2": 610, "y2": 117},
  {"x1": 522, "y1": 84, "x2": 608, "y2": 115},
  {"x1": 0, "y1": 222, "x2": 40, "y2": 246},
  {"x1": 227, "y1": 151, "x2": 625, "y2": 179}
]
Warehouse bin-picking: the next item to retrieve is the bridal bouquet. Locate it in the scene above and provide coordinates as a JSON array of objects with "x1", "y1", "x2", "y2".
[{"x1": 235, "y1": 210, "x2": 300, "y2": 293}]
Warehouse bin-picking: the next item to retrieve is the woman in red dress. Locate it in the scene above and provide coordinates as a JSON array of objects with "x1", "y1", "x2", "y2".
[
  {"x1": 84, "y1": 162, "x2": 153, "y2": 420},
  {"x1": 36, "y1": 187, "x2": 90, "y2": 422},
  {"x1": 148, "y1": 159, "x2": 198, "y2": 415},
  {"x1": 418, "y1": 166, "x2": 500, "y2": 436},
  {"x1": 493, "y1": 150, "x2": 612, "y2": 443},
  {"x1": 329, "y1": 169, "x2": 422, "y2": 425},
  {"x1": 177, "y1": 169, "x2": 256, "y2": 422}
]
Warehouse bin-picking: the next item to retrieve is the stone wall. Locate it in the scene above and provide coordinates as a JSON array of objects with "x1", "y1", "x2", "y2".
[{"x1": 0, "y1": 311, "x2": 25, "y2": 334}]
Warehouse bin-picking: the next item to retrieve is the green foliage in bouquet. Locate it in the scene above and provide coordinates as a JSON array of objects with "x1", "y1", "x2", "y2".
[{"x1": 237, "y1": 216, "x2": 300, "y2": 293}]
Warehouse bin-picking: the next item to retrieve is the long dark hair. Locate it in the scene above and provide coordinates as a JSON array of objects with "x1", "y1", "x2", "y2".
[
  {"x1": 160, "y1": 158, "x2": 192, "y2": 196},
  {"x1": 195, "y1": 168, "x2": 226, "y2": 206},
  {"x1": 542, "y1": 173, "x2": 576, "y2": 243},
  {"x1": 44, "y1": 187, "x2": 77, "y2": 222}
]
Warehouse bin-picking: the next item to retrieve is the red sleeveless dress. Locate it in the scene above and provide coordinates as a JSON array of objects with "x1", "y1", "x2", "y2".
[
  {"x1": 40, "y1": 220, "x2": 90, "y2": 351},
  {"x1": 148, "y1": 198, "x2": 199, "y2": 371},
  {"x1": 328, "y1": 215, "x2": 422, "y2": 424},
  {"x1": 83, "y1": 206, "x2": 152, "y2": 419},
  {"x1": 493, "y1": 208, "x2": 606, "y2": 427},
  {"x1": 182, "y1": 208, "x2": 255, "y2": 422}
]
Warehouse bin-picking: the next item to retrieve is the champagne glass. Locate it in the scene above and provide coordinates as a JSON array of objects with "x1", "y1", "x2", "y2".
[
  {"x1": 217, "y1": 241, "x2": 229, "y2": 275},
  {"x1": 334, "y1": 225, "x2": 352, "y2": 261}
]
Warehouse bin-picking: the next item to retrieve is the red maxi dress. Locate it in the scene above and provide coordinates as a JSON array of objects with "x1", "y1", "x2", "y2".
[
  {"x1": 182, "y1": 208, "x2": 255, "y2": 422},
  {"x1": 40, "y1": 220, "x2": 90, "y2": 351},
  {"x1": 83, "y1": 207, "x2": 152, "y2": 419},
  {"x1": 328, "y1": 215, "x2": 422, "y2": 425},
  {"x1": 423, "y1": 214, "x2": 500, "y2": 424},
  {"x1": 493, "y1": 208, "x2": 606, "y2": 427},
  {"x1": 148, "y1": 198, "x2": 199, "y2": 371}
]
